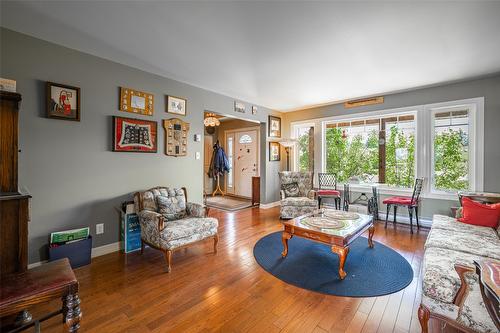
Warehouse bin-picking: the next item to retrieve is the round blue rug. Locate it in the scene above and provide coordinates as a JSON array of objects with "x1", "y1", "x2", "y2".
[{"x1": 253, "y1": 231, "x2": 413, "y2": 297}]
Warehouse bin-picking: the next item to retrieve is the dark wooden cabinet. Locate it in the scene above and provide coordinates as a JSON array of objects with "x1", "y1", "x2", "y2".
[
  {"x1": 252, "y1": 176, "x2": 260, "y2": 206},
  {"x1": 0, "y1": 91, "x2": 31, "y2": 279}
]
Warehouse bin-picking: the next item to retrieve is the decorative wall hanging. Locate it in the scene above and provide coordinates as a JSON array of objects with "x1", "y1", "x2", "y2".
[
  {"x1": 252, "y1": 105, "x2": 258, "y2": 115},
  {"x1": 268, "y1": 115, "x2": 281, "y2": 138},
  {"x1": 46, "y1": 82, "x2": 81, "y2": 121},
  {"x1": 112, "y1": 116, "x2": 157, "y2": 153},
  {"x1": 166, "y1": 95, "x2": 187, "y2": 116},
  {"x1": 269, "y1": 142, "x2": 281, "y2": 161},
  {"x1": 163, "y1": 118, "x2": 190, "y2": 156},
  {"x1": 119, "y1": 87, "x2": 154, "y2": 116},
  {"x1": 234, "y1": 101, "x2": 246, "y2": 113},
  {"x1": 344, "y1": 96, "x2": 384, "y2": 109}
]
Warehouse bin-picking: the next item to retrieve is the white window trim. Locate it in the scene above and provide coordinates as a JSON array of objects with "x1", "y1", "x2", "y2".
[
  {"x1": 289, "y1": 98, "x2": 484, "y2": 201},
  {"x1": 425, "y1": 97, "x2": 484, "y2": 199},
  {"x1": 291, "y1": 122, "x2": 315, "y2": 172}
]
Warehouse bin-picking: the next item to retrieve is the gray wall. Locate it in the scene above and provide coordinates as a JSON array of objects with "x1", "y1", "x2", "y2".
[
  {"x1": 0, "y1": 28, "x2": 283, "y2": 263},
  {"x1": 283, "y1": 74, "x2": 500, "y2": 220}
]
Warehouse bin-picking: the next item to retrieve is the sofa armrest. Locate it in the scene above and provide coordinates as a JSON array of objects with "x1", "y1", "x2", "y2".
[
  {"x1": 453, "y1": 263, "x2": 476, "y2": 308},
  {"x1": 186, "y1": 202, "x2": 206, "y2": 218},
  {"x1": 138, "y1": 210, "x2": 165, "y2": 231},
  {"x1": 307, "y1": 189, "x2": 316, "y2": 200},
  {"x1": 280, "y1": 190, "x2": 286, "y2": 200}
]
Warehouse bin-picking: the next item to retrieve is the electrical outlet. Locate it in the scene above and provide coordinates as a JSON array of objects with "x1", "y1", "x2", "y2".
[
  {"x1": 195, "y1": 152, "x2": 200, "y2": 160},
  {"x1": 96, "y1": 223, "x2": 104, "y2": 235}
]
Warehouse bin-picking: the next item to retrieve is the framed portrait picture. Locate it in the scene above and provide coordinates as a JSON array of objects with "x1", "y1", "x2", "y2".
[
  {"x1": 269, "y1": 142, "x2": 281, "y2": 161},
  {"x1": 166, "y1": 95, "x2": 187, "y2": 116},
  {"x1": 112, "y1": 116, "x2": 157, "y2": 153},
  {"x1": 119, "y1": 87, "x2": 154, "y2": 116},
  {"x1": 268, "y1": 115, "x2": 281, "y2": 138},
  {"x1": 234, "y1": 101, "x2": 245, "y2": 113},
  {"x1": 46, "y1": 82, "x2": 80, "y2": 121}
]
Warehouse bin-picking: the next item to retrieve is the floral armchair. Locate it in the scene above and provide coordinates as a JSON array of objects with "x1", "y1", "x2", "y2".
[
  {"x1": 278, "y1": 171, "x2": 317, "y2": 219},
  {"x1": 134, "y1": 187, "x2": 218, "y2": 272}
]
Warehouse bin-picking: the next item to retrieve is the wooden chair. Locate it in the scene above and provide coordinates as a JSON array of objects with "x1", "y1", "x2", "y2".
[
  {"x1": 317, "y1": 173, "x2": 341, "y2": 209},
  {"x1": 382, "y1": 178, "x2": 424, "y2": 233}
]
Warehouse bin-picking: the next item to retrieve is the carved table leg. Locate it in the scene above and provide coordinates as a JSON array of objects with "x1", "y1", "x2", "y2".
[
  {"x1": 64, "y1": 293, "x2": 82, "y2": 333},
  {"x1": 418, "y1": 304, "x2": 430, "y2": 333},
  {"x1": 368, "y1": 225, "x2": 375, "y2": 248},
  {"x1": 281, "y1": 231, "x2": 292, "y2": 258},
  {"x1": 140, "y1": 240, "x2": 145, "y2": 255},
  {"x1": 331, "y1": 245, "x2": 349, "y2": 280}
]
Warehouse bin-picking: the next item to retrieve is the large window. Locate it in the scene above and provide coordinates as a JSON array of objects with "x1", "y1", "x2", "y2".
[
  {"x1": 432, "y1": 109, "x2": 470, "y2": 192},
  {"x1": 293, "y1": 124, "x2": 314, "y2": 172},
  {"x1": 324, "y1": 114, "x2": 415, "y2": 188}
]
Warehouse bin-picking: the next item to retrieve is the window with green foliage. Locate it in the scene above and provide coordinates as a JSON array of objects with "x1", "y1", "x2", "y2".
[
  {"x1": 325, "y1": 114, "x2": 415, "y2": 188},
  {"x1": 294, "y1": 125, "x2": 313, "y2": 172},
  {"x1": 432, "y1": 110, "x2": 469, "y2": 192}
]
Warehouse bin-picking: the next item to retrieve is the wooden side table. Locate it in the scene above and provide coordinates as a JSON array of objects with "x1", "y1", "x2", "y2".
[
  {"x1": 474, "y1": 259, "x2": 499, "y2": 331},
  {"x1": 0, "y1": 258, "x2": 81, "y2": 332}
]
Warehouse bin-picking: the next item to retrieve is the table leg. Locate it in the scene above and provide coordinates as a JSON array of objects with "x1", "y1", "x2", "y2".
[
  {"x1": 281, "y1": 231, "x2": 292, "y2": 258},
  {"x1": 64, "y1": 293, "x2": 82, "y2": 332},
  {"x1": 331, "y1": 245, "x2": 349, "y2": 280},
  {"x1": 368, "y1": 224, "x2": 375, "y2": 248}
]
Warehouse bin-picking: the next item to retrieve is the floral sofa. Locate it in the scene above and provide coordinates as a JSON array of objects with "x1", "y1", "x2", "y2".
[
  {"x1": 278, "y1": 171, "x2": 316, "y2": 219},
  {"x1": 134, "y1": 187, "x2": 218, "y2": 272},
  {"x1": 419, "y1": 214, "x2": 499, "y2": 333}
]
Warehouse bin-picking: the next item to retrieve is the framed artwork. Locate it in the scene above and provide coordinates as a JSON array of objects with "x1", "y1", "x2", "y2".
[
  {"x1": 112, "y1": 116, "x2": 157, "y2": 153},
  {"x1": 268, "y1": 115, "x2": 281, "y2": 138},
  {"x1": 46, "y1": 82, "x2": 80, "y2": 121},
  {"x1": 234, "y1": 101, "x2": 245, "y2": 113},
  {"x1": 166, "y1": 95, "x2": 187, "y2": 116},
  {"x1": 120, "y1": 87, "x2": 154, "y2": 116},
  {"x1": 252, "y1": 105, "x2": 258, "y2": 115},
  {"x1": 163, "y1": 118, "x2": 190, "y2": 156},
  {"x1": 269, "y1": 142, "x2": 281, "y2": 161}
]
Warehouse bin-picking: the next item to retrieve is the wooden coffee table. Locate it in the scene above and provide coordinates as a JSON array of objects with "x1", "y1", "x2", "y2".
[{"x1": 281, "y1": 209, "x2": 374, "y2": 280}]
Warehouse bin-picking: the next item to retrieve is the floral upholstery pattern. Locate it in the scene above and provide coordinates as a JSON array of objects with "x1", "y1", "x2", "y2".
[
  {"x1": 421, "y1": 214, "x2": 499, "y2": 333},
  {"x1": 457, "y1": 271, "x2": 497, "y2": 333},
  {"x1": 425, "y1": 227, "x2": 500, "y2": 260},
  {"x1": 135, "y1": 186, "x2": 217, "y2": 252},
  {"x1": 432, "y1": 214, "x2": 498, "y2": 239},
  {"x1": 422, "y1": 247, "x2": 482, "y2": 304},
  {"x1": 157, "y1": 193, "x2": 186, "y2": 221},
  {"x1": 279, "y1": 171, "x2": 317, "y2": 219}
]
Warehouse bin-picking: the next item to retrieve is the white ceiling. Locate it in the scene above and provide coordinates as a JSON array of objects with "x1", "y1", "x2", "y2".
[{"x1": 2, "y1": 1, "x2": 500, "y2": 111}]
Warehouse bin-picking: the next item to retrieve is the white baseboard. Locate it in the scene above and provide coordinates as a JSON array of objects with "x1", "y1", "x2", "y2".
[
  {"x1": 259, "y1": 201, "x2": 280, "y2": 209},
  {"x1": 28, "y1": 241, "x2": 121, "y2": 269},
  {"x1": 377, "y1": 210, "x2": 432, "y2": 228}
]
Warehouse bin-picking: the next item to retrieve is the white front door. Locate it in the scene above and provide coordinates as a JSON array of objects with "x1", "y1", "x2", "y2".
[{"x1": 233, "y1": 130, "x2": 259, "y2": 198}]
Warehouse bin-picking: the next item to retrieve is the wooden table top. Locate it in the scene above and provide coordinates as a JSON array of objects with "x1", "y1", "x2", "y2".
[
  {"x1": 0, "y1": 258, "x2": 77, "y2": 308},
  {"x1": 283, "y1": 209, "x2": 373, "y2": 244},
  {"x1": 475, "y1": 259, "x2": 500, "y2": 300}
]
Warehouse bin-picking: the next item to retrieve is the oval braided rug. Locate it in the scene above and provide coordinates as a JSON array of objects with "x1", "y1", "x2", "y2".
[{"x1": 253, "y1": 231, "x2": 413, "y2": 297}]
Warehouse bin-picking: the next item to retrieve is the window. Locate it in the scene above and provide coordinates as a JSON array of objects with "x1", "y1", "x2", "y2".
[
  {"x1": 431, "y1": 109, "x2": 470, "y2": 193},
  {"x1": 293, "y1": 124, "x2": 314, "y2": 172},
  {"x1": 227, "y1": 136, "x2": 233, "y2": 188},
  {"x1": 324, "y1": 114, "x2": 415, "y2": 188},
  {"x1": 239, "y1": 134, "x2": 252, "y2": 144}
]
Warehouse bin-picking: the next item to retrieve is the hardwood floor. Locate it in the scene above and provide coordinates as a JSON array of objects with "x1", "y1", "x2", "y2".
[{"x1": 21, "y1": 207, "x2": 452, "y2": 333}]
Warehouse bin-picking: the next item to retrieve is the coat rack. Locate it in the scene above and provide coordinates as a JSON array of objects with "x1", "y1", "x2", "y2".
[{"x1": 208, "y1": 140, "x2": 230, "y2": 196}]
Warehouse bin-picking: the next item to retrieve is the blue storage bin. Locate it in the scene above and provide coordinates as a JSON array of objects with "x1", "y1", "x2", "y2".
[{"x1": 49, "y1": 235, "x2": 92, "y2": 268}]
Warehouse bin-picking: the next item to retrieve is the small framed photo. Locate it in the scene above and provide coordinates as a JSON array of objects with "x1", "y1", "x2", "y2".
[
  {"x1": 234, "y1": 101, "x2": 245, "y2": 113},
  {"x1": 166, "y1": 95, "x2": 187, "y2": 116},
  {"x1": 46, "y1": 82, "x2": 80, "y2": 121},
  {"x1": 252, "y1": 105, "x2": 257, "y2": 115},
  {"x1": 112, "y1": 116, "x2": 157, "y2": 153},
  {"x1": 269, "y1": 142, "x2": 281, "y2": 161},
  {"x1": 268, "y1": 115, "x2": 281, "y2": 138}
]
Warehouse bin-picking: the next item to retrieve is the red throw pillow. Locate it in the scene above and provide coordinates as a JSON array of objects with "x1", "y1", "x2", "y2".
[{"x1": 458, "y1": 197, "x2": 500, "y2": 228}]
